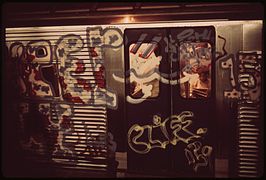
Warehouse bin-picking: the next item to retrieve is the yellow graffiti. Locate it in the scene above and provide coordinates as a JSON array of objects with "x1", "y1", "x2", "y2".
[
  {"x1": 184, "y1": 141, "x2": 213, "y2": 172},
  {"x1": 128, "y1": 111, "x2": 206, "y2": 154}
]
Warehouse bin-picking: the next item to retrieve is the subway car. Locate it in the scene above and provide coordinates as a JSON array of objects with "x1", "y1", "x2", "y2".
[{"x1": 2, "y1": 2, "x2": 264, "y2": 178}]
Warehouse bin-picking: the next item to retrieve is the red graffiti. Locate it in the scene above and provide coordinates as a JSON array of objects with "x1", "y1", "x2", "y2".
[
  {"x1": 195, "y1": 43, "x2": 208, "y2": 49},
  {"x1": 62, "y1": 115, "x2": 71, "y2": 129},
  {"x1": 26, "y1": 54, "x2": 35, "y2": 62},
  {"x1": 75, "y1": 62, "x2": 85, "y2": 73},
  {"x1": 33, "y1": 68, "x2": 42, "y2": 81},
  {"x1": 31, "y1": 87, "x2": 36, "y2": 96},
  {"x1": 88, "y1": 47, "x2": 98, "y2": 57},
  {"x1": 59, "y1": 75, "x2": 67, "y2": 90},
  {"x1": 23, "y1": 79, "x2": 35, "y2": 96},
  {"x1": 77, "y1": 79, "x2": 92, "y2": 91},
  {"x1": 63, "y1": 93, "x2": 85, "y2": 104},
  {"x1": 42, "y1": 114, "x2": 51, "y2": 127},
  {"x1": 94, "y1": 66, "x2": 105, "y2": 88}
]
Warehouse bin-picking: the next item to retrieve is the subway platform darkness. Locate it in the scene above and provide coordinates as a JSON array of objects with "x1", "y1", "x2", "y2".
[{"x1": 1, "y1": 2, "x2": 264, "y2": 178}]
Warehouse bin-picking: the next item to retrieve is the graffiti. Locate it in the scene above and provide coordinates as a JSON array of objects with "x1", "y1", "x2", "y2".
[
  {"x1": 40, "y1": 64, "x2": 60, "y2": 97},
  {"x1": 7, "y1": 26, "x2": 125, "y2": 169},
  {"x1": 86, "y1": 26, "x2": 123, "y2": 48},
  {"x1": 180, "y1": 43, "x2": 212, "y2": 67},
  {"x1": 184, "y1": 141, "x2": 213, "y2": 172},
  {"x1": 113, "y1": 33, "x2": 179, "y2": 103},
  {"x1": 128, "y1": 111, "x2": 207, "y2": 154},
  {"x1": 215, "y1": 34, "x2": 262, "y2": 176},
  {"x1": 216, "y1": 35, "x2": 262, "y2": 101},
  {"x1": 218, "y1": 50, "x2": 261, "y2": 101},
  {"x1": 47, "y1": 102, "x2": 111, "y2": 164},
  {"x1": 113, "y1": 31, "x2": 213, "y2": 103},
  {"x1": 9, "y1": 42, "x2": 25, "y2": 59},
  {"x1": 130, "y1": 33, "x2": 148, "y2": 54},
  {"x1": 127, "y1": 40, "x2": 162, "y2": 100},
  {"x1": 56, "y1": 34, "x2": 84, "y2": 103},
  {"x1": 7, "y1": 26, "x2": 217, "y2": 174},
  {"x1": 166, "y1": 29, "x2": 212, "y2": 63},
  {"x1": 9, "y1": 40, "x2": 52, "y2": 64},
  {"x1": 51, "y1": 32, "x2": 117, "y2": 108},
  {"x1": 48, "y1": 102, "x2": 113, "y2": 164},
  {"x1": 216, "y1": 35, "x2": 228, "y2": 60},
  {"x1": 113, "y1": 69, "x2": 178, "y2": 104},
  {"x1": 106, "y1": 89, "x2": 118, "y2": 109},
  {"x1": 236, "y1": 51, "x2": 262, "y2": 177},
  {"x1": 27, "y1": 40, "x2": 53, "y2": 64},
  {"x1": 176, "y1": 28, "x2": 212, "y2": 42},
  {"x1": 51, "y1": 27, "x2": 123, "y2": 159},
  {"x1": 47, "y1": 28, "x2": 119, "y2": 159},
  {"x1": 50, "y1": 103, "x2": 75, "y2": 157},
  {"x1": 113, "y1": 68, "x2": 178, "y2": 85},
  {"x1": 215, "y1": 34, "x2": 262, "y2": 177},
  {"x1": 165, "y1": 34, "x2": 178, "y2": 63},
  {"x1": 85, "y1": 26, "x2": 122, "y2": 109},
  {"x1": 126, "y1": 32, "x2": 164, "y2": 86},
  {"x1": 103, "y1": 28, "x2": 123, "y2": 48},
  {"x1": 220, "y1": 54, "x2": 241, "y2": 99},
  {"x1": 9, "y1": 40, "x2": 55, "y2": 97},
  {"x1": 18, "y1": 102, "x2": 51, "y2": 155},
  {"x1": 139, "y1": 35, "x2": 162, "y2": 59},
  {"x1": 238, "y1": 52, "x2": 261, "y2": 101},
  {"x1": 178, "y1": 42, "x2": 212, "y2": 99},
  {"x1": 216, "y1": 34, "x2": 240, "y2": 100}
]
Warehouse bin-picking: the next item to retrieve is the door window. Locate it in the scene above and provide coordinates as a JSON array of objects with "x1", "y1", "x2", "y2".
[
  {"x1": 129, "y1": 43, "x2": 162, "y2": 99},
  {"x1": 179, "y1": 42, "x2": 212, "y2": 99}
]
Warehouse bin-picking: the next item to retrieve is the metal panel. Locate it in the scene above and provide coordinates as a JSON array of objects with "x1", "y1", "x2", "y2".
[
  {"x1": 125, "y1": 26, "x2": 216, "y2": 177},
  {"x1": 5, "y1": 26, "x2": 109, "y2": 172},
  {"x1": 236, "y1": 51, "x2": 263, "y2": 177}
]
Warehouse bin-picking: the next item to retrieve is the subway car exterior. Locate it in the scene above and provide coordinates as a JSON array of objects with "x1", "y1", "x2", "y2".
[{"x1": 2, "y1": 2, "x2": 264, "y2": 178}]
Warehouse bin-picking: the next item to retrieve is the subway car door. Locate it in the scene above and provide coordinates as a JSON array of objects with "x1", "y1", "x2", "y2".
[
  {"x1": 124, "y1": 28, "x2": 172, "y2": 175},
  {"x1": 125, "y1": 26, "x2": 216, "y2": 177},
  {"x1": 170, "y1": 26, "x2": 216, "y2": 177}
]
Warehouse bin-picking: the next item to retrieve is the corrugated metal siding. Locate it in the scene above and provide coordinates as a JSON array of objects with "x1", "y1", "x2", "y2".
[
  {"x1": 236, "y1": 51, "x2": 263, "y2": 177},
  {"x1": 5, "y1": 26, "x2": 108, "y2": 171}
]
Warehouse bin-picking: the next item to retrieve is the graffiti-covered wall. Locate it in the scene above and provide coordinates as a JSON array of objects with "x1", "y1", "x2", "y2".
[{"x1": 5, "y1": 25, "x2": 124, "y2": 172}]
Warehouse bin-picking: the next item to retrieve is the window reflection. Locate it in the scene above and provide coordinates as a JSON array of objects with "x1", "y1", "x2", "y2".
[{"x1": 179, "y1": 42, "x2": 212, "y2": 98}]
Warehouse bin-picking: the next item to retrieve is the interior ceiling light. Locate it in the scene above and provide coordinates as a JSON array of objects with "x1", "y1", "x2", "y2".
[{"x1": 122, "y1": 16, "x2": 135, "y2": 23}]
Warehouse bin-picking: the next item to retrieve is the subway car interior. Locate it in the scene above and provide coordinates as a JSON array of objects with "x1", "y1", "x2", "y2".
[{"x1": 1, "y1": 2, "x2": 264, "y2": 178}]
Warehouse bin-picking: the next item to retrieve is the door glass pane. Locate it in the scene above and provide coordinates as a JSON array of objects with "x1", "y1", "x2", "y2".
[
  {"x1": 129, "y1": 43, "x2": 161, "y2": 99},
  {"x1": 179, "y1": 42, "x2": 212, "y2": 98}
]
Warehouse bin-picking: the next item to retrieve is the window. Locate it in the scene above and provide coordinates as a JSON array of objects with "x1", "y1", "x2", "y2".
[
  {"x1": 179, "y1": 42, "x2": 212, "y2": 99},
  {"x1": 129, "y1": 43, "x2": 161, "y2": 99}
]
